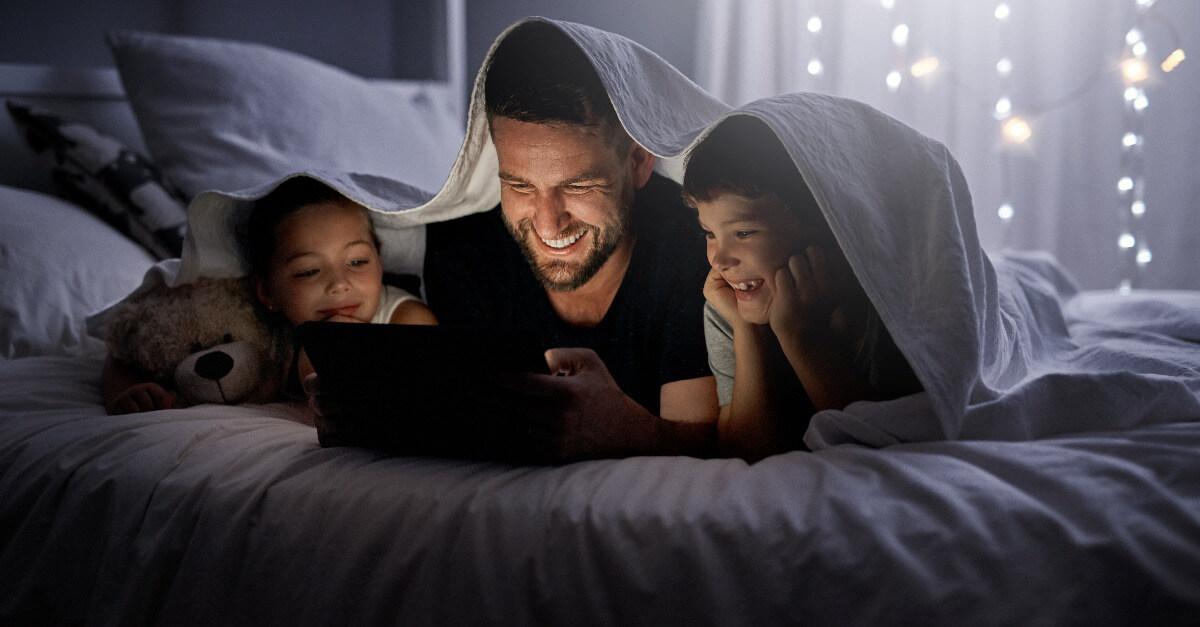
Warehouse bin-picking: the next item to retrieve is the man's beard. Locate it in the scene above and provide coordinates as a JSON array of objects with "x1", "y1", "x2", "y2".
[{"x1": 505, "y1": 193, "x2": 633, "y2": 293}]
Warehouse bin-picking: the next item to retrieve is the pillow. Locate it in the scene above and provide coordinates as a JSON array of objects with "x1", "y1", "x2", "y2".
[
  {"x1": 107, "y1": 31, "x2": 462, "y2": 198},
  {"x1": 5, "y1": 101, "x2": 188, "y2": 260},
  {"x1": 0, "y1": 184, "x2": 156, "y2": 359}
]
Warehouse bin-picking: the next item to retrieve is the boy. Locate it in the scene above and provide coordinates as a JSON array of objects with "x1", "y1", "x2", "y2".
[{"x1": 684, "y1": 115, "x2": 921, "y2": 461}]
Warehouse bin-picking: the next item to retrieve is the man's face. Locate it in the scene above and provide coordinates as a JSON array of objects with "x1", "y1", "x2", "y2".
[{"x1": 491, "y1": 116, "x2": 643, "y2": 292}]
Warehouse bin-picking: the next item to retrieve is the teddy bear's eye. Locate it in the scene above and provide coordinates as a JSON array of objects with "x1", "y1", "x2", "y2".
[
  {"x1": 223, "y1": 333, "x2": 234, "y2": 344},
  {"x1": 190, "y1": 342, "x2": 203, "y2": 354}
]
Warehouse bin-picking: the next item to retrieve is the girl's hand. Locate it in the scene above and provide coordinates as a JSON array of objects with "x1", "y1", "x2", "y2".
[
  {"x1": 702, "y1": 265, "x2": 740, "y2": 325},
  {"x1": 107, "y1": 382, "x2": 178, "y2": 415},
  {"x1": 769, "y1": 245, "x2": 839, "y2": 339}
]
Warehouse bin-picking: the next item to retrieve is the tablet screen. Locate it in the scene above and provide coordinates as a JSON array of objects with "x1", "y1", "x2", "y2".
[{"x1": 297, "y1": 322, "x2": 548, "y2": 386}]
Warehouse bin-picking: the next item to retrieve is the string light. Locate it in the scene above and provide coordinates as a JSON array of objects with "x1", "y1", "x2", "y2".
[
  {"x1": 1161, "y1": 48, "x2": 1185, "y2": 72},
  {"x1": 1118, "y1": 0, "x2": 1155, "y2": 291},
  {"x1": 861, "y1": 0, "x2": 1185, "y2": 278},
  {"x1": 910, "y1": 56, "x2": 940, "y2": 77},
  {"x1": 803, "y1": 9, "x2": 826, "y2": 86},
  {"x1": 884, "y1": 1, "x2": 909, "y2": 95},
  {"x1": 995, "y1": 2, "x2": 1016, "y2": 246}
]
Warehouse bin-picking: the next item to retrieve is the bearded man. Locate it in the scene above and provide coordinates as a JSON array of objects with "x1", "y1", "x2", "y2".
[{"x1": 422, "y1": 21, "x2": 718, "y2": 460}]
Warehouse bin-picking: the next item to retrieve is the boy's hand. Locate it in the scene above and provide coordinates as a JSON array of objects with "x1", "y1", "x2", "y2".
[
  {"x1": 769, "y1": 245, "x2": 839, "y2": 339},
  {"x1": 107, "y1": 382, "x2": 178, "y2": 415},
  {"x1": 702, "y1": 265, "x2": 740, "y2": 325}
]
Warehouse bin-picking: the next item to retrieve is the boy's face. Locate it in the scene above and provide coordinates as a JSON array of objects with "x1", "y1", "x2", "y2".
[
  {"x1": 257, "y1": 201, "x2": 383, "y2": 326},
  {"x1": 695, "y1": 192, "x2": 837, "y2": 325}
]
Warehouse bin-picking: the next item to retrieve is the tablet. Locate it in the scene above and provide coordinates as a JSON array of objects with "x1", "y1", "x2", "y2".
[
  {"x1": 297, "y1": 322, "x2": 550, "y2": 462},
  {"x1": 297, "y1": 322, "x2": 548, "y2": 386}
]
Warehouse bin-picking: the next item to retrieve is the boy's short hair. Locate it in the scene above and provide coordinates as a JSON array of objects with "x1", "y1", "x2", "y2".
[
  {"x1": 484, "y1": 22, "x2": 629, "y2": 152},
  {"x1": 240, "y1": 177, "x2": 379, "y2": 277},
  {"x1": 683, "y1": 115, "x2": 816, "y2": 212}
]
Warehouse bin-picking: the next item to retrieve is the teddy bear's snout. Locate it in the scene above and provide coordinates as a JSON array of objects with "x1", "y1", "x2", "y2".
[
  {"x1": 195, "y1": 350, "x2": 235, "y2": 381},
  {"x1": 174, "y1": 341, "x2": 264, "y2": 405}
]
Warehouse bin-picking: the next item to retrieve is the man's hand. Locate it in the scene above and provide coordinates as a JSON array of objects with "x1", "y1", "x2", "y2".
[
  {"x1": 489, "y1": 348, "x2": 660, "y2": 462},
  {"x1": 106, "y1": 382, "x2": 178, "y2": 415}
]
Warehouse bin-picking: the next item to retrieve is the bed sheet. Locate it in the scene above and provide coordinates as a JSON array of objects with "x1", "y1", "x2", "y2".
[{"x1": 2, "y1": 353, "x2": 1199, "y2": 625}]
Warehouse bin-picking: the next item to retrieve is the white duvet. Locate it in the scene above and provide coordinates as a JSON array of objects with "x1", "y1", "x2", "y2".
[
  {"x1": 2, "y1": 326, "x2": 1199, "y2": 624},
  {"x1": 13, "y1": 17, "x2": 1200, "y2": 624}
]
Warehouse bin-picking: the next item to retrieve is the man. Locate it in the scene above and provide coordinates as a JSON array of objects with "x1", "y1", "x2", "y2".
[{"x1": 422, "y1": 21, "x2": 719, "y2": 460}]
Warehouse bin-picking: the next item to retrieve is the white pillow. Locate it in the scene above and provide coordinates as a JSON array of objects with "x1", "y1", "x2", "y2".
[
  {"x1": 107, "y1": 31, "x2": 463, "y2": 198},
  {"x1": 0, "y1": 184, "x2": 156, "y2": 359}
]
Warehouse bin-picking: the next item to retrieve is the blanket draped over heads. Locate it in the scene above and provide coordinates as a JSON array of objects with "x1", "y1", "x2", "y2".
[
  {"x1": 714, "y1": 93, "x2": 1200, "y2": 448},
  {"x1": 163, "y1": 17, "x2": 730, "y2": 286}
]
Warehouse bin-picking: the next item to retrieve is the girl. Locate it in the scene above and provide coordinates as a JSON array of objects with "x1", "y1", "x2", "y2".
[{"x1": 242, "y1": 177, "x2": 437, "y2": 384}]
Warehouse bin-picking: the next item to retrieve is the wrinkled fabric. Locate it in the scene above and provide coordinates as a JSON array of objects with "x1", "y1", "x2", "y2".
[
  {"x1": 138, "y1": 17, "x2": 731, "y2": 289},
  {"x1": 709, "y1": 94, "x2": 1200, "y2": 447}
]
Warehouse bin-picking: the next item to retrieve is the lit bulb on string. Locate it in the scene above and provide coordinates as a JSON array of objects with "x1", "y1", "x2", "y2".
[
  {"x1": 994, "y1": 96, "x2": 1012, "y2": 119},
  {"x1": 1161, "y1": 49, "x2": 1185, "y2": 72},
  {"x1": 807, "y1": 16, "x2": 822, "y2": 33},
  {"x1": 808, "y1": 59, "x2": 824, "y2": 76},
  {"x1": 909, "y1": 56, "x2": 939, "y2": 77},
  {"x1": 1001, "y1": 116, "x2": 1032, "y2": 143},
  {"x1": 1120, "y1": 58, "x2": 1149, "y2": 83},
  {"x1": 892, "y1": 24, "x2": 909, "y2": 47}
]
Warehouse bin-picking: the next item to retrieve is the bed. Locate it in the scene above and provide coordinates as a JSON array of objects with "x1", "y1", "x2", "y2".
[{"x1": 3, "y1": 14, "x2": 1200, "y2": 627}]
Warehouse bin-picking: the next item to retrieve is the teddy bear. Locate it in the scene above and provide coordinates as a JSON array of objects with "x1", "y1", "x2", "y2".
[{"x1": 103, "y1": 277, "x2": 291, "y2": 406}]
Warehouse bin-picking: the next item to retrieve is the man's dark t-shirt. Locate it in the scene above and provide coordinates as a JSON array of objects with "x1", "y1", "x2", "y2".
[{"x1": 423, "y1": 173, "x2": 712, "y2": 415}]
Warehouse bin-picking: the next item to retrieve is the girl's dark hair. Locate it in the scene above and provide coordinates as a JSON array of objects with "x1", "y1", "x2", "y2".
[
  {"x1": 682, "y1": 115, "x2": 816, "y2": 212},
  {"x1": 240, "y1": 177, "x2": 380, "y2": 277}
]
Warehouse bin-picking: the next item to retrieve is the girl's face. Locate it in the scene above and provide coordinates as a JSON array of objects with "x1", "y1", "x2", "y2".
[
  {"x1": 695, "y1": 192, "x2": 836, "y2": 325},
  {"x1": 256, "y1": 201, "x2": 383, "y2": 326}
]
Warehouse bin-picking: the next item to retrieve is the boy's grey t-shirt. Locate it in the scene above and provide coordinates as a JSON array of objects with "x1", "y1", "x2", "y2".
[{"x1": 703, "y1": 301, "x2": 919, "y2": 407}]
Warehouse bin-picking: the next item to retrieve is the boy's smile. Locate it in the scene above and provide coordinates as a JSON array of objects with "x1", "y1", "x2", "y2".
[{"x1": 695, "y1": 194, "x2": 803, "y2": 324}]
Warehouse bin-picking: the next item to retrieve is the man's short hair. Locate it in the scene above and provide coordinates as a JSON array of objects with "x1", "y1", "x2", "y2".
[
  {"x1": 683, "y1": 115, "x2": 815, "y2": 210},
  {"x1": 484, "y1": 22, "x2": 627, "y2": 148}
]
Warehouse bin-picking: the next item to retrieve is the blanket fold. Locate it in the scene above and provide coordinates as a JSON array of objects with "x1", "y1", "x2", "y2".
[{"x1": 92, "y1": 17, "x2": 1200, "y2": 448}]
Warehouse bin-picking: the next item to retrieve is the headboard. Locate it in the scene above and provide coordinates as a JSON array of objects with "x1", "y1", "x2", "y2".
[{"x1": 0, "y1": 0, "x2": 466, "y2": 195}]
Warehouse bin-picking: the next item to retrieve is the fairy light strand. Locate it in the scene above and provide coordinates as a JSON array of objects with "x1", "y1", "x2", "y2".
[{"x1": 876, "y1": 0, "x2": 1184, "y2": 289}]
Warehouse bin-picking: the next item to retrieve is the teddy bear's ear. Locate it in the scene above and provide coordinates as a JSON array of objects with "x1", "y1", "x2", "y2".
[{"x1": 103, "y1": 298, "x2": 141, "y2": 365}]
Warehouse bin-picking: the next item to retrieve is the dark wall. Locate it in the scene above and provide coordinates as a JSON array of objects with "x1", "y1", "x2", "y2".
[
  {"x1": 0, "y1": 1, "x2": 700, "y2": 84},
  {"x1": 0, "y1": 0, "x2": 452, "y2": 80},
  {"x1": 466, "y1": 0, "x2": 699, "y2": 80}
]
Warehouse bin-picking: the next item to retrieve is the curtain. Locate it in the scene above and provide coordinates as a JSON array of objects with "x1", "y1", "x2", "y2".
[{"x1": 695, "y1": 0, "x2": 1199, "y2": 290}]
